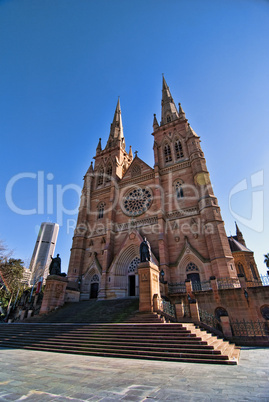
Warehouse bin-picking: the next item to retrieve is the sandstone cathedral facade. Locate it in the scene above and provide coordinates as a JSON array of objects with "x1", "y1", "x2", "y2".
[{"x1": 67, "y1": 78, "x2": 259, "y2": 301}]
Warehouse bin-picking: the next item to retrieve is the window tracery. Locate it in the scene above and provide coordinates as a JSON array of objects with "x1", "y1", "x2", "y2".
[
  {"x1": 186, "y1": 262, "x2": 199, "y2": 272},
  {"x1": 128, "y1": 257, "x2": 140, "y2": 273},
  {"x1": 106, "y1": 164, "x2": 112, "y2": 182},
  {"x1": 91, "y1": 274, "x2": 99, "y2": 283},
  {"x1": 122, "y1": 187, "x2": 152, "y2": 216},
  {"x1": 175, "y1": 139, "x2": 184, "y2": 159},
  {"x1": 97, "y1": 202, "x2": 105, "y2": 219},
  {"x1": 97, "y1": 167, "x2": 104, "y2": 186},
  {"x1": 250, "y1": 263, "x2": 258, "y2": 280},
  {"x1": 175, "y1": 180, "x2": 184, "y2": 199},
  {"x1": 164, "y1": 143, "x2": 172, "y2": 163},
  {"x1": 237, "y1": 262, "x2": 245, "y2": 276}
]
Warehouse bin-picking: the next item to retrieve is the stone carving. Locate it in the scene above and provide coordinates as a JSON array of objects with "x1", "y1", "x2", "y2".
[{"x1": 140, "y1": 237, "x2": 151, "y2": 262}]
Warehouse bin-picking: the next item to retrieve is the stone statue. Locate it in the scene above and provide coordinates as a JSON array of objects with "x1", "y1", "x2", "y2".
[
  {"x1": 49, "y1": 254, "x2": 61, "y2": 276},
  {"x1": 140, "y1": 237, "x2": 151, "y2": 262}
]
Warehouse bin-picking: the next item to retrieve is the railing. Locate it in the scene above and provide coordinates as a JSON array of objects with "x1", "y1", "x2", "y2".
[
  {"x1": 192, "y1": 280, "x2": 212, "y2": 292},
  {"x1": 168, "y1": 280, "x2": 211, "y2": 294},
  {"x1": 198, "y1": 308, "x2": 221, "y2": 331},
  {"x1": 168, "y1": 282, "x2": 186, "y2": 294},
  {"x1": 230, "y1": 319, "x2": 269, "y2": 337},
  {"x1": 217, "y1": 277, "x2": 241, "y2": 289},
  {"x1": 159, "y1": 299, "x2": 176, "y2": 319},
  {"x1": 246, "y1": 275, "x2": 269, "y2": 287}
]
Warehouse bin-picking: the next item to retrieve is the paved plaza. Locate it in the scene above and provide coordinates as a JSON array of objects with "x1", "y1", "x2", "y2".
[{"x1": 0, "y1": 347, "x2": 268, "y2": 401}]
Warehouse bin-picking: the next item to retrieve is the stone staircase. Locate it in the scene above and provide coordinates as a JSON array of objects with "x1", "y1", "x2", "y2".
[{"x1": 0, "y1": 322, "x2": 240, "y2": 364}]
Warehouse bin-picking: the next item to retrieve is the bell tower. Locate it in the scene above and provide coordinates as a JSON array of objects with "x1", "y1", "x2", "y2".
[{"x1": 152, "y1": 77, "x2": 236, "y2": 281}]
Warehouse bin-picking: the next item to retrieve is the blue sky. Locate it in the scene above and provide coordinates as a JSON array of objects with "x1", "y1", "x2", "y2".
[{"x1": 0, "y1": 0, "x2": 269, "y2": 274}]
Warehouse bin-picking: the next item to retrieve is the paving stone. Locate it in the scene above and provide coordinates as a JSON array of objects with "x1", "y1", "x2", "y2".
[{"x1": 0, "y1": 347, "x2": 268, "y2": 401}]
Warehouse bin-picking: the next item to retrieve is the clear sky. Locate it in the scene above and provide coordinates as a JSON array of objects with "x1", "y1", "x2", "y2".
[{"x1": 1, "y1": 0, "x2": 269, "y2": 275}]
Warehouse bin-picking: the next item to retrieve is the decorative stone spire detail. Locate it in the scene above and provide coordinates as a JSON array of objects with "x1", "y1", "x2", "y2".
[
  {"x1": 235, "y1": 222, "x2": 246, "y2": 247},
  {"x1": 88, "y1": 161, "x2": 93, "y2": 174},
  {"x1": 178, "y1": 103, "x2": 186, "y2": 120},
  {"x1": 96, "y1": 138, "x2": 102, "y2": 154},
  {"x1": 187, "y1": 123, "x2": 198, "y2": 138},
  {"x1": 129, "y1": 145, "x2": 133, "y2": 159},
  {"x1": 153, "y1": 114, "x2": 159, "y2": 131},
  {"x1": 105, "y1": 98, "x2": 125, "y2": 150},
  {"x1": 160, "y1": 76, "x2": 179, "y2": 126}
]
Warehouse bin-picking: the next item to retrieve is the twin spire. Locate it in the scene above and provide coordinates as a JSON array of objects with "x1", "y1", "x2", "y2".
[
  {"x1": 155, "y1": 76, "x2": 186, "y2": 128},
  {"x1": 106, "y1": 98, "x2": 125, "y2": 150},
  {"x1": 97, "y1": 77, "x2": 187, "y2": 153}
]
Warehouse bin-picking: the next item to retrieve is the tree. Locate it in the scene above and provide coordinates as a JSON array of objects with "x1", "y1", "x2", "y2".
[
  {"x1": 0, "y1": 258, "x2": 24, "y2": 294},
  {"x1": 0, "y1": 241, "x2": 24, "y2": 318},
  {"x1": 264, "y1": 253, "x2": 269, "y2": 269}
]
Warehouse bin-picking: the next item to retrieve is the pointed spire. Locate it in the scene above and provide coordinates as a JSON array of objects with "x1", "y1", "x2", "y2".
[
  {"x1": 88, "y1": 161, "x2": 93, "y2": 173},
  {"x1": 85, "y1": 161, "x2": 93, "y2": 177},
  {"x1": 129, "y1": 145, "x2": 133, "y2": 159},
  {"x1": 96, "y1": 138, "x2": 102, "y2": 154},
  {"x1": 153, "y1": 114, "x2": 159, "y2": 131},
  {"x1": 235, "y1": 222, "x2": 246, "y2": 247},
  {"x1": 161, "y1": 76, "x2": 179, "y2": 126},
  {"x1": 106, "y1": 98, "x2": 125, "y2": 149},
  {"x1": 178, "y1": 103, "x2": 186, "y2": 120}
]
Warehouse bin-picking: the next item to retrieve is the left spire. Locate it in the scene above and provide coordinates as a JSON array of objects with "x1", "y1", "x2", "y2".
[
  {"x1": 161, "y1": 76, "x2": 179, "y2": 125},
  {"x1": 105, "y1": 98, "x2": 125, "y2": 150}
]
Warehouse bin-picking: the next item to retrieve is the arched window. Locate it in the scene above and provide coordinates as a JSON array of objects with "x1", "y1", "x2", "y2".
[
  {"x1": 175, "y1": 139, "x2": 184, "y2": 159},
  {"x1": 237, "y1": 262, "x2": 245, "y2": 276},
  {"x1": 106, "y1": 164, "x2": 112, "y2": 182},
  {"x1": 186, "y1": 262, "x2": 199, "y2": 272},
  {"x1": 91, "y1": 274, "x2": 99, "y2": 283},
  {"x1": 250, "y1": 263, "x2": 258, "y2": 280},
  {"x1": 175, "y1": 180, "x2": 184, "y2": 199},
  {"x1": 97, "y1": 167, "x2": 104, "y2": 186},
  {"x1": 98, "y1": 202, "x2": 105, "y2": 219},
  {"x1": 167, "y1": 115, "x2": 171, "y2": 123},
  {"x1": 164, "y1": 143, "x2": 172, "y2": 163},
  {"x1": 128, "y1": 257, "x2": 140, "y2": 274}
]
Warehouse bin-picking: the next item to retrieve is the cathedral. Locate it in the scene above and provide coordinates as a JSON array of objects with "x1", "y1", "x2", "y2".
[{"x1": 67, "y1": 77, "x2": 260, "y2": 301}]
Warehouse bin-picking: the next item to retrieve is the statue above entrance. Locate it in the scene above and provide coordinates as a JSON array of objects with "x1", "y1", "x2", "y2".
[{"x1": 140, "y1": 237, "x2": 151, "y2": 262}]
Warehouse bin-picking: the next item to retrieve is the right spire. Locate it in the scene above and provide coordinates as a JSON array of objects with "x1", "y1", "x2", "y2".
[{"x1": 161, "y1": 76, "x2": 179, "y2": 126}]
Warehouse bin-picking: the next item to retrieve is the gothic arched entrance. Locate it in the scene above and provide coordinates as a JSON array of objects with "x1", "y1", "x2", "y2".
[
  {"x1": 128, "y1": 257, "x2": 140, "y2": 297},
  {"x1": 90, "y1": 274, "x2": 99, "y2": 299},
  {"x1": 186, "y1": 262, "x2": 201, "y2": 291}
]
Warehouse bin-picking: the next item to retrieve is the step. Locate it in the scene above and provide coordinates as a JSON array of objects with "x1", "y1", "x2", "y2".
[
  {"x1": 0, "y1": 338, "x2": 220, "y2": 354},
  {"x1": 0, "y1": 322, "x2": 239, "y2": 365},
  {"x1": 0, "y1": 344, "x2": 236, "y2": 365}
]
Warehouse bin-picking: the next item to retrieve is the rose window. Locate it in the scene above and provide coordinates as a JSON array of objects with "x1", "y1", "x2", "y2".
[{"x1": 122, "y1": 187, "x2": 152, "y2": 216}]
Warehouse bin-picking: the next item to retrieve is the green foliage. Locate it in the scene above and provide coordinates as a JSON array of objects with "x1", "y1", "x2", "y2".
[
  {"x1": 0, "y1": 241, "x2": 25, "y2": 317},
  {"x1": 0, "y1": 258, "x2": 24, "y2": 294},
  {"x1": 264, "y1": 253, "x2": 269, "y2": 268}
]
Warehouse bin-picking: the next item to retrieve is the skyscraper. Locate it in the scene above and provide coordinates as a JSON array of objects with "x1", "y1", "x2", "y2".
[{"x1": 29, "y1": 222, "x2": 59, "y2": 284}]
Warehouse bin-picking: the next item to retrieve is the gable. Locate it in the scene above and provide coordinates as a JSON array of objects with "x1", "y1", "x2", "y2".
[{"x1": 121, "y1": 156, "x2": 154, "y2": 182}]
